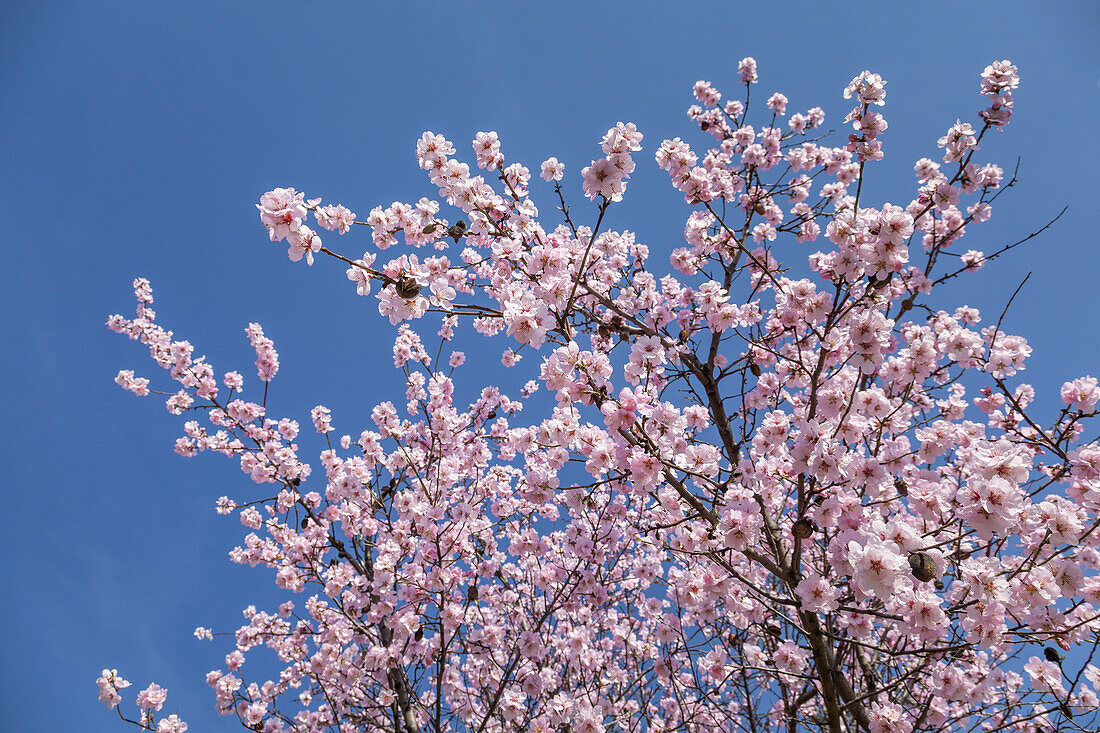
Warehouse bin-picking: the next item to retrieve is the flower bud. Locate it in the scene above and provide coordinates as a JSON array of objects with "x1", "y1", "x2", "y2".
[{"x1": 908, "y1": 552, "x2": 937, "y2": 582}]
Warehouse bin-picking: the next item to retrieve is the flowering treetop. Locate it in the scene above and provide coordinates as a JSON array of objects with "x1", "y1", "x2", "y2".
[{"x1": 103, "y1": 58, "x2": 1100, "y2": 733}]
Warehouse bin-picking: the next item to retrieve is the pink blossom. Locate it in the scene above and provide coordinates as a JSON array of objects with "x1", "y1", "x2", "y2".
[
  {"x1": 256, "y1": 187, "x2": 307, "y2": 242},
  {"x1": 136, "y1": 683, "x2": 167, "y2": 711},
  {"x1": 540, "y1": 157, "x2": 565, "y2": 181},
  {"x1": 314, "y1": 203, "x2": 356, "y2": 234},
  {"x1": 96, "y1": 669, "x2": 130, "y2": 709}
]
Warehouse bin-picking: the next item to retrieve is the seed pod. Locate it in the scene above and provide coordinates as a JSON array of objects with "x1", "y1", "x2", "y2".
[
  {"x1": 447, "y1": 220, "x2": 467, "y2": 241},
  {"x1": 749, "y1": 363, "x2": 762, "y2": 377},
  {"x1": 894, "y1": 477, "x2": 908, "y2": 496},
  {"x1": 395, "y1": 276, "x2": 421, "y2": 299},
  {"x1": 467, "y1": 585, "x2": 479, "y2": 602},
  {"x1": 908, "y1": 552, "x2": 937, "y2": 583},
  {"x1": 422, "y1": 222, "x2": 438, "y2": 234},
  {"x1": 792, "y1": 517, "x2": 816, "y2": 539},
  {"x1": 1044, "y1": 646, "x2": 1063, "y2": 664}
]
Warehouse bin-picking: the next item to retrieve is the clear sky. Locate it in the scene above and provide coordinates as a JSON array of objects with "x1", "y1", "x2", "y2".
[{"x1": 2, "y1": 1, "x2": 1098, "y2": 730}]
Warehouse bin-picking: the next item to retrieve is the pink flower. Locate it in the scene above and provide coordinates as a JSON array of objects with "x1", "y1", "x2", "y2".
[
  {"x1": 766, "y1": 92, "x2": 788, "y2": 115},
  {"x1": 848, "y1": 538, "x2": 905, "y2": 601},
  {"x1": 581, "y1": 157, "x2": 626, "y2": 201},
  {"x1": 795, "y1": 574, "x2": 840, "y2": 613},
  {"x1": 473, "y1": 130, "x2": 503, "y2": 169},
  {"x1": 311, "y1": 405, "x2": 333, "y2": 433},
  {"x1": 738, "y1": 57, "x2": 758, "y2": 84},
  {"x1": 1024, "y1": 656, "x2": 1066, "y2": 695},
  {"x1": 155, "y1": 715, "x2": 188, "y2": 733},
  {"x1": 96, "y1": 669, "x2": 131, "y2": 709},
  {"x1": 1061, "y1": 376, "x2": 1099, "y2": 413},
  {"x1": 286, "y1": 224, "x2": 322, "y2": 265},
  {"x1": 540, "y1": 157, "x2": 565, "y2": 182},
  {"x1": 844, "y1": 70, "x2": 887, "y2": 106},
  {"x1": 869, "y1": 701, "x2": 911, "y2": 733},
  {"x1": 136, "y1": 682, "x2": 167, "y2": 711},
  {"x1": 314, "y1": 204, "x2": 356, "y2": 234},
  {"x1": 257, "y1": 187, "x2": 307, "y2": 242}
]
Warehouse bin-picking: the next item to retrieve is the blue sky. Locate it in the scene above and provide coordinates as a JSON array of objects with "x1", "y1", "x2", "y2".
[{"x1": 2, "y1": 1, "x2": 1098, "y2": 730}]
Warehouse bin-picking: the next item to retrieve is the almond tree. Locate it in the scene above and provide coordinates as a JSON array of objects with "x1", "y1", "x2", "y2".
[{"x1": 101, "y1": 59, "x2": 1100, "y2": 733}]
